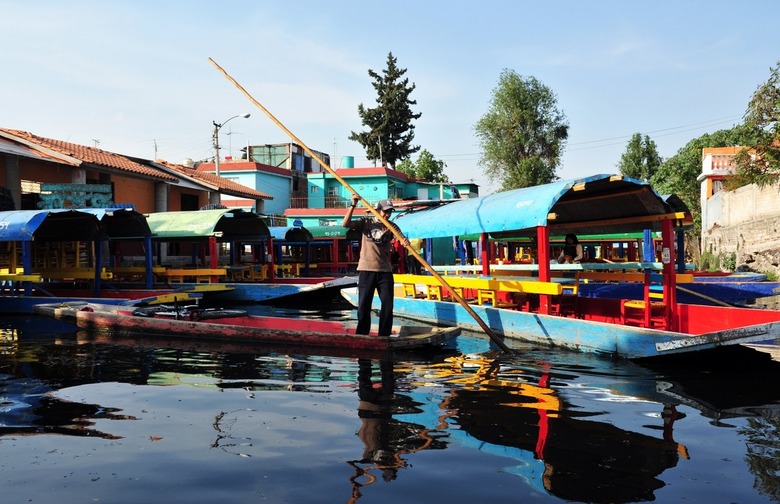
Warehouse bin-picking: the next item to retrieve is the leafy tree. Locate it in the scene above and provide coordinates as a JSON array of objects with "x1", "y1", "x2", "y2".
[
  {"x1": 651, "y1": 125, "x2": 752, "y2": 261},
  {"x1": 349, "y1": 52, "x2": 421, "y2": 169},
  {"x1": 731, "y1": 60, "x2": 780, "y2": 189},
  {"x1": 395, "y1": 149, "x2": 449, "y2": 182},
  {"x1": 618, "y1": 133, "x2": 662, "y2": 182},
  {"x1": 474, "y1": 69, "x2": 568, "y2": 190}
]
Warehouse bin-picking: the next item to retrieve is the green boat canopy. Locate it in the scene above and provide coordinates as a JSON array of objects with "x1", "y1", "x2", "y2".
[
  {"x1": 269, "y1": 226, "x2": 313, "y2": 242},
  {"x1": 145, "y1": 209, "x2": 270, "y2": 241},
  {"x1": 392, "y1": 174, "x2": 689, "y2": 240},
  {"x1": 305, "y1": 226, "x2": 362, "y2": 241}
]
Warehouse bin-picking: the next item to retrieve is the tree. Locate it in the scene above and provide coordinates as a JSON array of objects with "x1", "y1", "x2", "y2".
[
  {"x1": 618, "y1": 133, "x2": 662, "y2": 182},
  {"x1": 651, "y1": 125, "x2": 752, "y2": 262},
  {"x1": 395, "y1": 149, "x2": 449, "y2": 182},
  {"x1": 732, "y1": 60, "x2": 780, "y2": 189},
  {"x1": 349, "y1": 52, "x2": 421, "y2": 169},
  {"x1": 474, "y1": 69, "x2": 568, "y2": 191}
]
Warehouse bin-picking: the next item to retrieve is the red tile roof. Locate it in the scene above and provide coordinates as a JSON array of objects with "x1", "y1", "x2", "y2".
[
  {"x1": 156, "y1": 160, "x2": 273, "y2": 200},
  {"x1": 0, "y1": 128, "x2": 178, "y2": 181}
]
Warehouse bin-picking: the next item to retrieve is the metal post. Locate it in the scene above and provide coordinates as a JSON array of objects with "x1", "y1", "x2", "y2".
[{"x1": 213, "y1": 121, "x2": 221, "y2": 177}]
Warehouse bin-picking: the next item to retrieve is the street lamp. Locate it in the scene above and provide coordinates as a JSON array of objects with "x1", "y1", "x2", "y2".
[{"x1": 213, "y1": 113, "x2": 250, "y2": 177}]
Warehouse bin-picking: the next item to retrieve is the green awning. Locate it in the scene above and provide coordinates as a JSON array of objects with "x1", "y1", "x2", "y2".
[{"x1": 145, "y1": 209, "x2": 270, "y2": 240}]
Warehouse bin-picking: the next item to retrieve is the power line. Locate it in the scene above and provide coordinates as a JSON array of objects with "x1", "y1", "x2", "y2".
[{"x1": 430, "y1": 114, "x2": 746, "y2": 159}]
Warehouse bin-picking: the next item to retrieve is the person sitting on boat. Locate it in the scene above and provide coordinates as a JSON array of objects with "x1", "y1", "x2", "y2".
[
  {"x1": 558, "y1": 233, "x2": 583, "y2": 264},
  {"x1": 343, "y1": 195, "x2": 410, "y2": 336}
]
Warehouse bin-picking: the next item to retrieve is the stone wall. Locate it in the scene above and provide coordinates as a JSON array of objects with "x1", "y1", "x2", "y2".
[{"x1": 702, "y1": 182, "x2": 780, "y2": 278}]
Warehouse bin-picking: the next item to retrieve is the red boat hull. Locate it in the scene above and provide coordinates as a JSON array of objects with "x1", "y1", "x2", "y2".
[{"x1": 66, "y1": 304, "x2": 459, "y2": 351}]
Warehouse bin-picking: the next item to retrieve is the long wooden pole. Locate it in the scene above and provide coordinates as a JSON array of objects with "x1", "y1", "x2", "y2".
[{"x1": 208, "y1": 57, "x2": 513, "y2": 354}]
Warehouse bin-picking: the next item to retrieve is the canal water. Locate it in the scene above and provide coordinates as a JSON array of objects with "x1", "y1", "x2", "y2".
[{"x1": 2, "y1": 301, "x2": 780, "y2": 503}]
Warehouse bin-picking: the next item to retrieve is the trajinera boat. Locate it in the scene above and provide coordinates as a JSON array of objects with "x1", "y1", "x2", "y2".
[
  {"x1": 341, "y1": 174, "x2": 780, "y2": 359},
  {"x1": 33, "y1": 302, "x2": 460, "y2": 351}
]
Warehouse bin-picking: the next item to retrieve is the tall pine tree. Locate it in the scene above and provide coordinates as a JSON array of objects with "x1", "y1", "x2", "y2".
[{"x1": 349, "y1": 52, "x2": 421, "y2": 169}]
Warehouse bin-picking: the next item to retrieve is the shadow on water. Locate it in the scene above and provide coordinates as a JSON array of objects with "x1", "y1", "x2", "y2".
[{"x1": 3, "y1": 312, "x2": 780, "y2": 502}]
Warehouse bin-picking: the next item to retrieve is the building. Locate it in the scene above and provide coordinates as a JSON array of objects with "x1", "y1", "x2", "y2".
[
  {"x1": 698, "y1": 146, "x2": 780, "y2": 276},
  {"x1": 196, "y1": 141, "x2": 478, "y2": 228},
  {"x1": 0, "y1": 128, "x2": 272, "y2": 214}
]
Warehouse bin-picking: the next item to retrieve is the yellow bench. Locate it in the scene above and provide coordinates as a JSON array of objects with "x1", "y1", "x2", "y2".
[
  {"x1": 393, "y1": 273, "x2": 562, "y2": 308},
  {"x1": 34, "y1": 268, "x2": 113, "y2": 280}
]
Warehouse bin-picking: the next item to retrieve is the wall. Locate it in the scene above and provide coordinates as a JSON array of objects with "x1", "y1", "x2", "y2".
[
  {"x1": 701, "y1": 181, "x2": 780, "y2": 277},
  {"x1": 113, "y1": 174, "x2": 158, "y2": 213}
]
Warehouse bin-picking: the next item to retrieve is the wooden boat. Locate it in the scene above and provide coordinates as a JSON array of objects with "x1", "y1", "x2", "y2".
[
  {"x1": 344, "y1": 174, "x2": 780, "y2": 359},
  {"x1": 33, "y1": 302, "x2": 460, "y2": 351},
  {"x1": 0, "y1": 208, "x2": 354, "y2": 313},
  {"x1": 341, "y1": 286, "x2": 780, "y2": 359}
]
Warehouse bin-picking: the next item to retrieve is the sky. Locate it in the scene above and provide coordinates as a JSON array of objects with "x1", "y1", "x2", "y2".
[{"x1": 2, "y1": 0, "x2": 778, "y2": 194}]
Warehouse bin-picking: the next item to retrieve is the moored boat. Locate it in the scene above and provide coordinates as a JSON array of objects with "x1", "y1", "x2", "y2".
[
  {"x1": 345, "y1": 174, "x2": 780, "y2": 359},
  {"x1": 33, "y1": 302, "x2": 460, "y2": 352},
  {"x1": 340, "y1": 286, "x2": 780, "y2": 359}
]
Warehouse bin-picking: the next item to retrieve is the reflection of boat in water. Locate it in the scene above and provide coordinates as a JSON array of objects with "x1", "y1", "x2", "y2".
[
  {"x1": 401, "y1": 348, "x2": 780, "y2": 503},
  {"x1": 413, "y1": 355, "x2": 680, "y2": 503},
  {"x1": 641, "y1": 344, "x2": 780, "y2": 422},
  {"x1": 0, "y1": 372, "x2": 128, "y2": 439}
]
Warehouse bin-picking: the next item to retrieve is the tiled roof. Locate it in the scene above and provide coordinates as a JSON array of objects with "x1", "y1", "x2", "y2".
[
  {"x1": 0, "y1": 128, "x2": 177, "y2": 181},
  {"x1": 156, "y1": 160, "x2": 273, "y2": 200},
  {"x1": 0, "y1": 136, "x2": 77, "y2": 164}
]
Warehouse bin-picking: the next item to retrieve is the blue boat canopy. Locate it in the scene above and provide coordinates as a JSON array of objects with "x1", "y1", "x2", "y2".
[
  {"x1": 392, "y1": 174, "x2": 686, "y2": 239},
  {"x1": 0, "y1": 209, "x2": 102, "y2": 242},
  {"x1": 145, "y1": 209, "x2": 270, "y2": 241}
]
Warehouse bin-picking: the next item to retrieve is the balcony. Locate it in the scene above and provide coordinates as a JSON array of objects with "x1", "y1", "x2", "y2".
[{"x1": 289, "y1": 196, "x2": 385, "y2": 209}]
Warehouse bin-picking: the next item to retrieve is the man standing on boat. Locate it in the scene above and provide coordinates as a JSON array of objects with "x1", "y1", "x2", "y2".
[{"x1": 343, "y1": 195, "x2": 409, "y2": 336}]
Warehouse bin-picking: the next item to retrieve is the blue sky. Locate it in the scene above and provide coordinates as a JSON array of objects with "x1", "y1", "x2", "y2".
[{"x1": 2, "y1": 0, "x2": 778, "y2": 194}]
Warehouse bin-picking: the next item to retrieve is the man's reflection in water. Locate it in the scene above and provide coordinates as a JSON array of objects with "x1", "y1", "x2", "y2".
[
  {"x1": 348, "y1": 358, "x2": 442, "y2": 503},
  {"x1": 355, "y1": 358, "x2": 401, "y2": 483}
]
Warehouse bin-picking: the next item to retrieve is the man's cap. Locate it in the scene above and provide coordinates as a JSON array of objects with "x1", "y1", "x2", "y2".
[{"x1": 375, "y1": 200, "x2": 394, "y2": 211}]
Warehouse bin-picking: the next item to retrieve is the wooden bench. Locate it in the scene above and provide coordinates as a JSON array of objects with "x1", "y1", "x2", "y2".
[
  {"x1": 0, "y1": 269, "x2": 42, "y2": 295},
  {"x1": 574, "y1": 271, "x2": 694, "y2": 284},
  {"x1": 107, "y1": 266, "x2": 166, "y2": 281},
  {"x1": 158, "y1": 268, "x2": 227, "y2": 283},
  {"x1": 292, "y1": 263, "x2": 317, "y2": 276}
]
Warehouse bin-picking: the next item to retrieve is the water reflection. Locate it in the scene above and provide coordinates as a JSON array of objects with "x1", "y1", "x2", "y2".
[
  {"x1": 3, "y1": 315, "x2": 780, "y2": 502},
  {"x1": 346, "y1": 358, "x2": 445, "y2": 502},
  {"x1": 430, "y1": 354, "x2": 679, "y2": 502},
  {"x1": 0, "y1": 373, "x2": 132, "y2": 439}
]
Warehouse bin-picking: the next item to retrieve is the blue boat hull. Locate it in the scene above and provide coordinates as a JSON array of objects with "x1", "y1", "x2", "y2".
[{"x1": 340, "y1": 287, "x2": 780, "y2": 359}]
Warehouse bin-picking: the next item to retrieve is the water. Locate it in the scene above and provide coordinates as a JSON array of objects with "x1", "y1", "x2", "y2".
[{"x1": 2, "y1": 303, "x2": 780, "y2": 503}]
